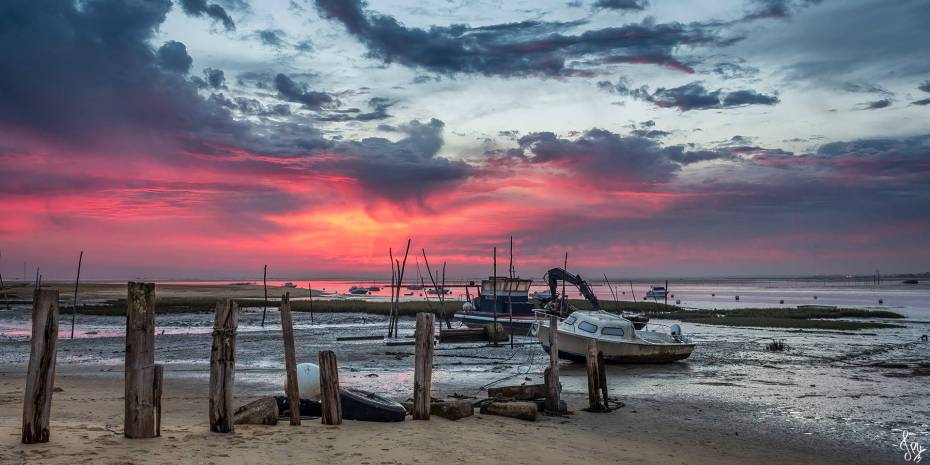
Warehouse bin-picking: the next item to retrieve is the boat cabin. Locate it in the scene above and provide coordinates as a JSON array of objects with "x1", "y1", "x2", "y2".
[
  {"x1": 472, "y1": 277, "x2": 534, "y2": 316},
  {"x1": 558, "y1": 311, "x2": 636, "y2": 341}
]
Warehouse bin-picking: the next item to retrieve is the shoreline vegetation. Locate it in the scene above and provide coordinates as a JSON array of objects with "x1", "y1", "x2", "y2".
[{"x1": 56, "y1": 297, "x2": 905, "y2": 330}]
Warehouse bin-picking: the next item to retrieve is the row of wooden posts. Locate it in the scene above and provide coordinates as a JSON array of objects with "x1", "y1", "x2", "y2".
[{"x1": 22, "y1": 283, "x2": 609, "y2": 444}]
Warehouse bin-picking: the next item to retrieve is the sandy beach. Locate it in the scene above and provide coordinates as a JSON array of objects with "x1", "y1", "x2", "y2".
[{"x1": 0, "y1": 370, "x2": 890, "y2": 465}]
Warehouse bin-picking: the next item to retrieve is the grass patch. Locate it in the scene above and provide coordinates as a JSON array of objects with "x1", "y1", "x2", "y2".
[{"x1": 766, "y1": 340, "x2": 786, "y2": 351}]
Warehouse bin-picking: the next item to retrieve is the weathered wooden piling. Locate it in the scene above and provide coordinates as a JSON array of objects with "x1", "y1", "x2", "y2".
[
  {"x1": 318, "y1": 350, "x2": 342, "y2": 425},
  {"x1": 22, "y1": 289, "x2": 59, "y2": 444},
  {"x1": 154, "y1": 364, "x2": 164, "y2": 437},
  {"x1": 125, "y1": 282, "x2": 157, "y2": 439},
  {"x1": 544, "y1": 314, "x2": 560, "y2": 414},
  {"x1": 413, "y1": 312, "x2": 434, "y2": 420},
  {"x1": 597, "y1": 350, "x2": 609, "y2": 406},
  {"x1": 586, "y1": 341, "x2": 605, "y2": 412},
  {"x1": 279, "y1": 292, "x2": 301, "y2": 426},
  {"x1": 209, "y1": 299, "x2": 238, "y2": 433}
]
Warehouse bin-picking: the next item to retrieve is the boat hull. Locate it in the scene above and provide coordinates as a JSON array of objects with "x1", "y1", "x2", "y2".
[
  {"x1": 453, "y1": 312, "x2": 538, "y2": 336},
  {"x1": 534, "y1": 324, "x2": 694, "y2": 364}
]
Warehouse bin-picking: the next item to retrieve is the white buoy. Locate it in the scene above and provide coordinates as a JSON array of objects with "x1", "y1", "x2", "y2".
[{"x1": 296, "y1": 363, "x2": 321, "y2": 400}]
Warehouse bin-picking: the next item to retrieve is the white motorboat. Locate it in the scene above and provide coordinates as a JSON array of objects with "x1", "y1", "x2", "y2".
[{"x1": 531, "y1": 310, "x2": 694, "y2": 363}]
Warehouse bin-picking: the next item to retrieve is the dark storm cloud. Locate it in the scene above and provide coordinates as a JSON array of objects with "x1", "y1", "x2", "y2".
[
  {"x1": 273, "y1": 73, "x2": 336, "y2": 110},
  {"x1": 503, "y1": 128, "x2": 732, "y2": 186},
  {"x1": 156, "y1": 41, "x2": 193, "y2": 74},
  {"x1": 919, "y1": 81, "x2": 930, "y2": 93},
  {"x1": 178, "y1": 0, "x2": 236, "y2": 31},
  {"x1": 317, "y1": 98, "x2": 394, "y2": 122},
  {"x1": 257, "y1": 28, "x2": 287, "y2": 47},
  {"x1": 602, "y1": 80, "x2": 779, "y2": 111},
  {"x1": 204, "y1": 68, "x2": 226, "y2": 89},
  {"x1": 593, "y1": 0, "x2": 648, "y2": 11},
  {"x1": 711, "y1": 60, "x2": 759, "y2": 79},
  {"x1": 313, "y1": 0, "x2": 735, "y2": 77},
  {"x1": 0, "y1": 0, "x2": 244, "y2": 144},
  {"x1": 912, "y1": 98, "x2": 930, "y2": 106},
  {"x1": 857, "y1": 99, "x2": 893, "y2": 110},
  {"x1": 324, "y1": 119, "x2": 473, "y2": 201},
  {"x1": 740, "y1": 0, "x2": 822, "y2": 21}
]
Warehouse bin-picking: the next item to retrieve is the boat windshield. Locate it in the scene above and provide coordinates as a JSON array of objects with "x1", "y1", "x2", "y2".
[{"x1": 481, "y1": 279, "x2": 531, "y2": 293}]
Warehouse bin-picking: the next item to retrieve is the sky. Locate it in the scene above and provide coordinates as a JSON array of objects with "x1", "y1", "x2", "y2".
[{"x1": 1, "y1": 0, "x2": 929, "y2": 281}]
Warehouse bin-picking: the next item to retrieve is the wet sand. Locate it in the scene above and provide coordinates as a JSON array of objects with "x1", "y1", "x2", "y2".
[{"x1": 0, "y1": 371, "x2": 889, "y2": 465}]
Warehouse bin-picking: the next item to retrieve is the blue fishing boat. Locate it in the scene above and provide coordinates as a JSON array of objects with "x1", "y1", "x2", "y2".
[{"x1": 454, "y1": 277, "x2": 538, "y2": 334}]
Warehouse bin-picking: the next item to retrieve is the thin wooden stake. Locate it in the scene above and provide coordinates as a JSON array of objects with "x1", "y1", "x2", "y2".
[
  {"x1": 279, "y1": 292, "x2": 301, "y2": 426},
  {"x1": 22, "y1": 289, "x2": 59, "y2": 444},
  {"x1": 70, "y1": 251, "x2": 83, "y2": 339},
  {"x1": 308, "y1": 282, "x2": 314, "y2": 325},
  {"x1": 509, "y1": 236, "x2": 514, "y2": 348},
  {"x1": 0, "y1": 250, "x2": 8, "y2": 310},
  {"x1": 261, "y1": 265, "x2": 268, "y2": 327},
  {"x1": 492, "y1": 247, "x2": 498, "y2": 347},
  {"x1": 545, "y1": 314, "x2": 560, "y2": 414},
  {"x1": 125, "y1": 282, "x2": 157, "y2": 439},
  {"x1": 413, "y1": 312, "x2": 434, "y2": 420},
  {"x1": 318, "y1": 351, "x2": 342, "y2": 425},
  {"x1": 210, "y1": 299, "x2": 239, "y2": 433},
  {"x1": 154, "y1": 364, "x2": 164, "y2": 437}
]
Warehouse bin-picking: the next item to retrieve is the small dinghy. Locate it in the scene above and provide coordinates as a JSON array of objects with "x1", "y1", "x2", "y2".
[
  {"x1": 532, "y1": 310, "x2": 694, "y2": 364},
  {"x1": 289, "y1": 363, "x2": 406, "y2": 421}
]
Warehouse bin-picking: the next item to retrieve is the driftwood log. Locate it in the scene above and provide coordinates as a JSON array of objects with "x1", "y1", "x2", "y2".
[
  {"x1": 318, "y1": 350, "x2": 342, "y2": 425},
  {"x1": 487, "y1": 383, "x2": 547, "y2": 401},
  {"x1": 234, "y1": 398, "x2": 279, "y2": 425},
  {"x1": 430, "y1": 399, "x2": 474, "y2": 420},
  {"x1": 480, "y1": 402, "x2": 537, "y2": 422},
  {"x1": 209, "y1": 299, "x2": 238, "y2": 433},
  {"x1": 125, "y1": 282, "x2": 157, "y2": 439},
  {"x1": 21, "y1": 289, "x2": 59, "y2": 444},
  {"x1": 413, "y1": 313, "x2": 434, "y2": 420}
]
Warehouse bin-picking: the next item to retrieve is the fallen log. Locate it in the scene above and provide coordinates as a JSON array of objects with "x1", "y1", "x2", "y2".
[
  {"x1": 430, "y1": 399, "x2": 474, "y2": 420},
  {"x1": 487, "y1": 383, "x2": 547, "y2": 401},
  {"x1": 234, "y1": 398, "x2": 278, "y2": 425},
  {"x1": 479, "y1": 401, "x2": 537, "y2": 422},
  {"x1": 438, "y1": 328, "x2": 487, "y2": 343}
]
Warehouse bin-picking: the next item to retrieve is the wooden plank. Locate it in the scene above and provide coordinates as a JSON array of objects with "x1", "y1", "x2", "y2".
[
  {"x1": 209, "y1": 299, "x2": 238, "y2": 433},
  {"x1": 413, "y1": 313, "x2": 434, "y2": 420},
  {"x1": 586, "y1": 340, "x2": 605, "y2": 412},
  {"x1": 279, "y1": 292, "x2": 301, "y2": 426},
  {"x1": 437, "y1": 327, "x2": 487, "y2": 343},
  {"x1": 336, "y1": 335, "x2": 384, "y2": 341},
  {"x1": 544, "y1": 315, "x2": 560, "y2": 414},
  {"x1": 154, "y1": 364, "x2": 164, "y2": 437},
  {"x1": 318, "y1": 350, "x2": 342, "y2": 425},
  {"x1": 21, "y1": 289, "x2": 59, "y2": 444},
  {"x1": 125, "y1": 282, "x2": 156, "y2": 439}
]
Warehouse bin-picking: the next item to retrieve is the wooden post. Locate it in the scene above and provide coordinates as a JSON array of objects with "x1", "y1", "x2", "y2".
[
  {"x1": 413, "y1": 313, "x2": 434, "y2": 420},
  {"x1": 586, "y1": 340, "x2": 605, "y2": 412},
  {"x1": 154, "y1": 364, "x2": 164, "y2": 437},
  {"x1": 125, "y1": 282, "x2": 157, "y2": 439},
  {"x1": 22, "y1": 289, "x2": 59, "y2": 444},
  {"x1": 597, "y1": 350, "x2": 609, "y2": 407},
  {"x1": 279, "y1": 292, "x2": 300, "y2": 426},
  {"x1": 545, "y1": 314, "x2": 560, "y2": 414},
  {"x1": 318, "y1": 351, "x2": 342, "y2": 425},
  {"x1": 261, "y1": 265, "x2": 268, "y2": 327},
  {"x1": 70, "y1": 250, "x2": 83, "y2": 339},
  {"x1": 209, "y1": 299, "x2": 238, "y2": 433}
]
